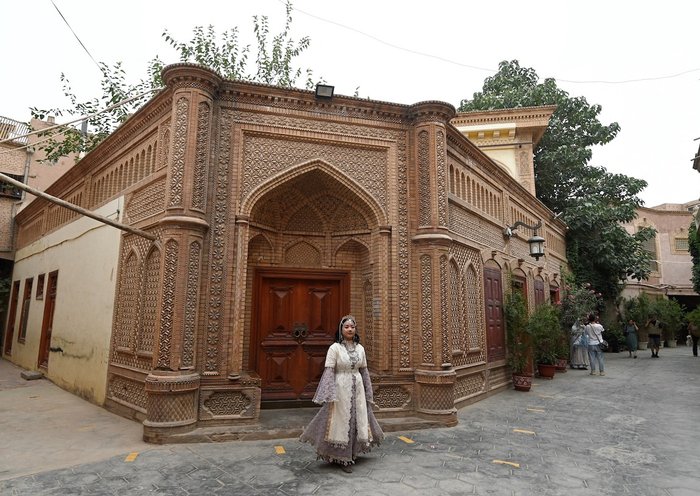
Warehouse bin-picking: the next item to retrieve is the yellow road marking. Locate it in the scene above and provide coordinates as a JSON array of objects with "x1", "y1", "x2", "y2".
[
  {"x1": 124, "y1": 452, "x2": 139, "y2": 462},
  {"x1": 526, "y1": 408, "x2": 545, "y2": 413},
  {"x1": 493, "y1": 459, "x2": 520, "y2": 468},
  {"x1": 513, "y1": 428, "x2": 536, "y2": 435},
  {"x1": 397, "y1": 436, "x2": 415, "y2": 444},
  {"x1": 274, "y1": 446, "x2": 286, "y2": 454}
]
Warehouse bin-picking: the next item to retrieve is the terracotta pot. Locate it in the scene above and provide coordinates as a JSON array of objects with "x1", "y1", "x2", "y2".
[
  {"x1": 512, "y1": 373, "x2": 533, "y2": 392},
  {"x1": 555, "y1": 358, "x2": 568, "y2": 372},
  {"x1": 537, "y1": 363, "x2": 556, "y2": 379}
]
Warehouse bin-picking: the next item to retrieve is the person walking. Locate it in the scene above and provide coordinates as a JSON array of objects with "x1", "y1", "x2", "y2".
[
  {"x1": 585, "y1": 313, "x2": 606, "y2": 376},
  {"x1": 624, "y1": 319, "x2": 639, "y2": 358},
  {"x1": 646, "y1": 318, "x2": 662, "y2": 358},
  {"x1": 300, "y1": 315, "x2": 384, "y2": 473}
]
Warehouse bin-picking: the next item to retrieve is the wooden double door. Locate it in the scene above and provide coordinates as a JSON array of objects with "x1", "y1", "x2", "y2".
[{"x1": 252, "y1": 270, "x2": 349, "y2": 403}]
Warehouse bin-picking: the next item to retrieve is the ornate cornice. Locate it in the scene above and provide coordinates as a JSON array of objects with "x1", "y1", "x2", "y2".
[
  {"x1": 409, "y1": 101, "x2": 457, "y2": 125},
  {"x1": 162, "y1": 63, "x2": 223, "y2": 96}
]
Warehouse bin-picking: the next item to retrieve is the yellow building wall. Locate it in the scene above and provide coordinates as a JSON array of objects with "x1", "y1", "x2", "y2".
[{"x1": 8, "y1": 198, "x2": 123, "y2": 404}]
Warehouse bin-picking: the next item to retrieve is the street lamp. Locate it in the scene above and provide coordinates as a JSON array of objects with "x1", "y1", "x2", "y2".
[{"x1": 504, "y1": 220, "x2": 545, "y2": 261}]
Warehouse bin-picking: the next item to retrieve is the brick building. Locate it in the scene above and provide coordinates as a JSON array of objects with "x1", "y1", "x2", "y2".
[{"x1": 3, "y1": 64, "x2": 566, "y2": 442}]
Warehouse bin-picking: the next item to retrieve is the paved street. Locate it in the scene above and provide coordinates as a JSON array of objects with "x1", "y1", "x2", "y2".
[{"x1": 1, "y1": 346, "x2": 699, "y2": 495}]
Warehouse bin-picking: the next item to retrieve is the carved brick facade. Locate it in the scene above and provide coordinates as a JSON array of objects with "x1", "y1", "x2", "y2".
[{"x1": 10, "y1": 64, "x2": 567, "y2": 442}]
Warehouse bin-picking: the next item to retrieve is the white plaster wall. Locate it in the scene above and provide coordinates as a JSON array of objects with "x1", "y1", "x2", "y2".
[
  {"x1": 480, "y1": 148, "x2": 516, "y2": 178},
  {"x1": 8, "y1": 198, "x2": 123, "y2": 404}
]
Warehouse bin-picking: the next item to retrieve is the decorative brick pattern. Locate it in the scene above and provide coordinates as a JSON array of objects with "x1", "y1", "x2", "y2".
[
  {"x1": 192, "y1": 101, "x2": 210, "y2": 211},
  {"x1": 202, "y1": 391, "x2": 252, "y2": 416},
  {"x1": 137, "y1": 248, "x2": 160, "y2": 355},
  {"x1": 374, "y1": 385, "x2": 411, "y2": 410},
  {"x1": 127, "y1": 178, "x2": 166, "y2": 223},
  {"x1": 420, "y1": 254, "x2": 434, "y2": 364},
  {"x1": 157, "y1": 240, "x2": 178, "y2": 369},
  {"x1": 454, "y1": 373, "x2": 485, "y2": 401},
  {"x1": 418, "y1": 130, "x2": 430, "y2": 226},
  {"x1": 436, "y1": 130, "x2": 447, "y2": 226},
  {"x1": 108, "y1": 375, "x2": 147, "y2": 410},
  {"x1": 169, "y1": 97, "x2": 189, "y2": 207},
  {"x1": 182, "y1": 241, "x2": 201, "y2": 368}
]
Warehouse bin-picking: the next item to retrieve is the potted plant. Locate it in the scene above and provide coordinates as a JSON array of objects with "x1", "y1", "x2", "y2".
[
  {"x1": 504, "y1": 291, "x2": 532, "y2": 391},
  {"x1": 528, "y1": 303, "x2": 561, "y2": 379}
]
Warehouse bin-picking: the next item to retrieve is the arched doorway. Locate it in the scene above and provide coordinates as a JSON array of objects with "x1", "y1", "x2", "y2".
[{"x1": 243, "y1": 163, "x2": 384, "y2": 405}]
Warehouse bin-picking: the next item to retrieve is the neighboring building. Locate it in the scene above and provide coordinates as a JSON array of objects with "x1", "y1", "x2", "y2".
[
  {"x1": 621, "y1": 200, "x2": 700, "y2": 310},
  {"x1": 0, "y1": 115, "x2": 76, "y2": 350},
  {"x1": 2, "y1": 64, "x2": 567, "y2": 443}
]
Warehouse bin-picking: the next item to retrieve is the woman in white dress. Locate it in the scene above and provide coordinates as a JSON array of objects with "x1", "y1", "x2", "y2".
[{"x1": 300, "y1": 315, "x2": 384, "y2": 473}]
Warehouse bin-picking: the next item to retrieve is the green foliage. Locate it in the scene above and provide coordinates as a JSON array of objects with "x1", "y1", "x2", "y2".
[
  {"x1": 559, "y1": 273, "x2": 602, "y2": 328},
  {"x1": 31, "y1": 63, "x2": 155, "y2": 162},
  {"x1": 688, "y1": 222, "x2": 700, "y2": 293},
  {"x1": 686, "y1": 308, "x2": 700, "y2": 337},
  {"x1": 504, "y1": 291, "x2": 530, "y2": 374},
  {"x1": 460, "y1": 60, "x2": 654, "y2": 299},
  {"x1": 652, "y1": 297, "x2": 685, "y2": 341},
  {"x1": 527, "y1": 303, "x2": 561, "y2": 365},
  {"x1": 32, "y1": 0, "x2": 316, "y2": 163},
  {"x1": 621, "y1": 293, "x2": 653, "y2": 325}
]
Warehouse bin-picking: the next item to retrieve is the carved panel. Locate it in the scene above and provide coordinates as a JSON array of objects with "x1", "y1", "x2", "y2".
[
  {"x1": 397, "y1": 134, "x2": 410, "y2": 370},
  {"x1": 420, "y1": 254, "x2": 433, "y2": 364},
  {"x1": 203, "y1": 114, "x2": 233, "y2": 374},
  {"x1": 202, "y1": 391, "x2": 252, "y2": 416},
  {"x1": 440, "y1": 255, "x2": 449, "y2": 365},
  {"x1": 454, "y1": 373, "x2": 486, "y2": 401},
  {"x1": 192, "y1": 101, "x2": 210, "y2": 211},
  {"x1": 285, "y1": 241, "x2": 321, "y2": 267},
  {"x1": 418, "y1": 130, "x2": 430, "y2": 226},
  {"x1": 182, "y1": 241, "x2": 201, "y2": 368},
  {"x1": 449, "y1": 204, "x2": 502, "y2": 248},
  {"x1": 363, "y1": 279, "x2": 374, "y2": 365},
  {"x1": 241, "y1": 134, "x2": 388, "y2": 211},
  {"x1": 137, "y1": 248, "x2": 160, "y2": 355},
  {"x1": 436, "y1": 130, "x2": 447, "y2": 226},
  {"x1": 157, "y1": 240, "x2": 178, "y2": 369},
  {"x1": 419, "y1": 384, "x2": 454, "y2": 411},
  {"x1": 114, "y1": 252, "x2": 139, "y2": 351},
  {"x1": 108, "y1": 375, "x2": 147, "y2": 410},
  {"x1": 169, "y1": 97, "x2": 189, "y2": 207},
  {"x1": 374, "y1": 385, "x2": 411, "y2": 410},
  {"x1": 126, "y1": 178, "x2": 166, "y2": 223}
]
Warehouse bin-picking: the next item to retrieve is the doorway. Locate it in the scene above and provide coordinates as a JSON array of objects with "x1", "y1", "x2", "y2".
[{"x1": 251, "y1": 269, "x2": 349, "y2": 405}]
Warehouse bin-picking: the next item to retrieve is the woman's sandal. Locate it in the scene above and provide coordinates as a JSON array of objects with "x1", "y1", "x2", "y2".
[{"x1": 340, "y1": 464, "x2": 353, "y2": 473}]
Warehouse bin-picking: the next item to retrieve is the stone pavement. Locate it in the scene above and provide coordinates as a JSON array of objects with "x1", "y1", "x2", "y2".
[{"x1": 1, "y1": 346, "x2": 699, "y2": 495}]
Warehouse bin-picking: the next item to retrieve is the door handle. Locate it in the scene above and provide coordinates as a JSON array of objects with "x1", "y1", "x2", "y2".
[{"x1": 292, "y1": 322, "x2": 308, "y2": 341}]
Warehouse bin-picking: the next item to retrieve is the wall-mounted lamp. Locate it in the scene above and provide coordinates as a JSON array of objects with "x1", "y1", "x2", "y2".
[
  {"x1": 315, "y1": 83, "x2": 334, "y2": 99},
  {"x1": 504, "y1": 220, "x2": 545, "y2": 261}
]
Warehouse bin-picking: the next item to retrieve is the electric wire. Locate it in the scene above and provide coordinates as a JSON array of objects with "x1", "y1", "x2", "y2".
[
  {"x1": 285, "y1": 0, "x2": 700, "y2": 85},
  {"x1": 50, "y1": 0, "x2": 104, "y2": 76}
]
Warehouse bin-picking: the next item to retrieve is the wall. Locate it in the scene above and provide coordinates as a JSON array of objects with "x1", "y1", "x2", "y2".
[{"x1": 8, "y1": 198, "x2": 123, "y2": 404}]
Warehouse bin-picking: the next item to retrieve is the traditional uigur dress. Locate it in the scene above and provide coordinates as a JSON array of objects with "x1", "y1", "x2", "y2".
[{"x1": 300, "y1": 341, "x2": 384, "y2": 466}]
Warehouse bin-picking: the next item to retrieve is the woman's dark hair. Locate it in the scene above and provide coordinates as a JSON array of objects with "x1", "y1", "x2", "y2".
[
  {"x1": 587, "y1": 313, "x2": 596, "y2": 323},
  {"x1": 335, "y1": 315, "x2": 360, "y2": 344}
]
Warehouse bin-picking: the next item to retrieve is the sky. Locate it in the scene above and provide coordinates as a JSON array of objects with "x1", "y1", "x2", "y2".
[{"x1": 2, "y1": 0, "x2": 699, "y2": 208}]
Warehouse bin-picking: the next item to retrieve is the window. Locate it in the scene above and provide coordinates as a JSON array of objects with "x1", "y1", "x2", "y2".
[
  {"x1": 18, "y1": 278, "x2": 33, "y2": 342},
  {"x1": 641, "y1": 235, "x2": 658, "y2": 272},
  {"x1": 0, "y1": 173, "x2": 24, "y2": 199},
  {"x1": 674, "y1": 237, "x2": 689, "y2": 253},
  {"x1": 36, "y1": 273, "x2": 45, "y2": 300}
]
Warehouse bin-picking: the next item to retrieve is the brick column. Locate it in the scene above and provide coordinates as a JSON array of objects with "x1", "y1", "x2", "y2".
[{"x1": 144, "y1": 64, "x2": 222, "y2": 440}]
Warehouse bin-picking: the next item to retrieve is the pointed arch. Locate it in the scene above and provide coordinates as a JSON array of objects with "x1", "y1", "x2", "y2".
[{"x1": 241, "y1": 159, "x2": 388, "y2": 227}]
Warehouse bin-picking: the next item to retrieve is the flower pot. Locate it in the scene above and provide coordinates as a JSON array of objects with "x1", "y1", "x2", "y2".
[
  {"x1": 555, "y1": 358, "x2": 568, "y2": 372},
  {"x1": 537, "y1": 363, "x2": 556, "y2": 379},
  {"x1": 512, "y1": 373, "x2": 533, "y2": 392}
]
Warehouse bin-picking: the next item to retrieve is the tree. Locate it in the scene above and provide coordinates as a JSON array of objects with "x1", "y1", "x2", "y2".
[
  {"x1": 32, "y1": 0, "x2": 314, "y2": 163},
  {"x1": 459, "y1": 60, "x2": 655, "y2": 299}
]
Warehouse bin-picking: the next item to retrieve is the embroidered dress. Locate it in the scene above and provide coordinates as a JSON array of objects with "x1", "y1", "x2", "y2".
[{"x1": 300, "y1": 342, "x2": 384, "y2": 466}]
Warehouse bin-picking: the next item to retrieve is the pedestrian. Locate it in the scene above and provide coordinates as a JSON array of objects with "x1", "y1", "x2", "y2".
[
  {"x1": 570, "y1": 317, "x2": 589, "y2": 369},
  {"x1": 300, "y1": 315, "x2": 384, "y2": 473},
  {"x1": 585, "y1": 313, "x2": 606, "y2": 376},
  {"x1": 624, "y1": 319, "x2": 639, "y2": 358},
  {"x1": 689, "y1": 321, "x2": 699, "y2": 357},
  {"x1": 646, "y1": 317, "x2": 662, "y2": 358}
]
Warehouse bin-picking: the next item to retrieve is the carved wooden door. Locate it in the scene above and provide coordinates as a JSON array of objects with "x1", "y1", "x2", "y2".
[
  {"x1": 38, "y1": 271, "x2": 58, "y2": 369},
  {"x1": 484, "y1": 267, "x2": 505, "y2": 362},
  {"x1": 253, "y1": 270, "x2": 348, "y2": 402}
]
